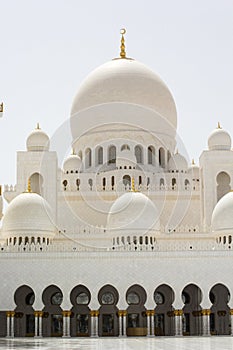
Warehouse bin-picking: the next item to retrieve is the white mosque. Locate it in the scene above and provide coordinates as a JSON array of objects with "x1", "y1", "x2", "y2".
[{"x1": 0, "y1": 30, "x2": 233, "y2": 338}]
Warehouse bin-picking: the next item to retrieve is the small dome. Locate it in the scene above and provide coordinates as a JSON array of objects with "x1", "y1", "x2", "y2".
[
  {"x1": 168, "y1": 153, "x2": 188, "y2": 172},
  {"x1": 26, "y1": 125, "x2": 50, "y2": 152},
  {"x1": 188, "y1": 160, "x2": 199, "y2": 178},
  {"x1": 107, "y1": 191, "x2": 160, "y2": 235},
  {"x1": 1, "y1": 192, "x2": 55, "y2": 239},
  {"x1": 211, "y1": 191, "x2": 233, "y2": 232},
  {"x1": 63, "y1": 153, "x2": 82, "y2": 173},
  {"x1": 208, "y1": 124, "x2": 231, "y2": 151}
]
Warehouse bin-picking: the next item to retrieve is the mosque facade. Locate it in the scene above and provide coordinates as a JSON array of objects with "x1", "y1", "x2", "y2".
[{"x1": 0, "y1": 31, "x2": 233, "y2": 338}]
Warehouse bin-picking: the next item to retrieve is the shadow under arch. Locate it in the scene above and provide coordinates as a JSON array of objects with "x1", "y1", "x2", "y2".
[
  {"x1": 154, "y1": 284, "x2": 175, "y2": 336},
  {"x1": 14, "y1": 284, "x2": 35, "y2": 337},
  {"x1": 182, "y1": 283, "x2": 202, "y2": 336},
  {"x1": 42, "y1": 284, "x2": 63, "y2": 337},
  {"x1": 209, "y1": 283, "x2": 230, "y2": 335},
  {"x1": 70, "y1": 284, "x2": 91, "y2": 337},
  {"x1": 98, "y1": 284, "x2": 119, "y2": 337},
  {"x1": 126, "y1": 284, "x2": 147, "y2": 336}
]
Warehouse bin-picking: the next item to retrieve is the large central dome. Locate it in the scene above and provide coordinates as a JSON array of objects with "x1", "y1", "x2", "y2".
[
  {"x1": 71, "y1": 58, "x2": 177, "y2": 130},
  {"x1": 71, "y1": 59, "x2": 177, "y2": 128},
  {"x1": 71, "y1": 58, "x2": 177, "y2": 151}
]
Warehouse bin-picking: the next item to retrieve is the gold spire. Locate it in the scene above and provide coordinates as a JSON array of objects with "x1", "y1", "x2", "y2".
[
  {"x1": 36, "y1": 122, "x2": 40, "y2": 130},
  {"x1": 71, "y1": 147, "x2": 76, "y2": 155},
  {"x1": 0, "y1": 103, "x2": 3, "y2": 113},
  {"x1": 131, "y1": 177, "x2": 136, "y2": 192},
  {"x1": 120, "y1": 28, "x2": 126, "y2": 58},
  {"x1": 27, "y1": 178, "x2": 32, "y2": 193},
  {"x1": 217, "y1": 122, "x2": 222, "y2": 129},
  {"x1": 192, "y1": 159, "x2": 195, "y2": 165}
]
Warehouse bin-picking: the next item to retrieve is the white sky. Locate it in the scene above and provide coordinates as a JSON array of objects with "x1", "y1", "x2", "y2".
[{"x1": 1, "y1": 0, "x2": 233, "y2": 186}]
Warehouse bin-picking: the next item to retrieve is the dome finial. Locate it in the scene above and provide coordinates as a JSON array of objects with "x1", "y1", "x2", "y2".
[
  {"x1": 71, "y1": 147, "x2": 76, "y2": 155},
  {"x1": 217, "y1": 121, "x2": 222, "y2": 129},
  {"x1": 192, "y1": 159, "x2": 195, "y2": 165},
  {"x1": 36, "y1": 122, "x2": 40, "y2": 130},
  {"x1": 131, "y1": 177, "x2": 137, "y2": 192},
  {"x1": 27, "y1": 178, "x2": 32, "y2": 193},
  {"x1": 0, "y1": 102, "x2": 3, "y2": 113},
  {"x1": 120, "y1": 28, "x2": 126, "y2": 58}
]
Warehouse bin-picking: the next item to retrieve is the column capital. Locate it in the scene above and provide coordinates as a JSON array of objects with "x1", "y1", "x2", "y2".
[
  {"x1": 90, "y1": 310, "x2": 99, "y2": 317},
  {"x1": 201, "y1": 309, "x2": 211, "y2": 316},
  {"x1": 174, "y1": 309, "x2": 183, "y2": 316},
  {"x1": 122, "y1": 310, "x2": 127, "y2": 316},
  {"x1": 230, "y1": 309, "x2": 233, "y2": 315},
  {"x1": 38, "y1": 311, "x2": 43, "y2": 317},
  {"x1": 62, "y1": 310, "x2": 72, "y2": 317}
]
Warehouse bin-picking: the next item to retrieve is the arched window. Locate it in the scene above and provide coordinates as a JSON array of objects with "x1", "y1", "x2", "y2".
[
  {"x1": 29, "y1": 172, "x2": 44, "y2": 195},
  {"x1": 185, "y1": 179, "x2": 190, "y2": 190},
  {"x1": 123, "y1": 175, "x2": 131, "y2": 187},
  {"x1": 85, "y1": 148, "x2": 92, "y2": 168},
  {"x1": 76, "y1": 178, "x2": 80, "y2": 190},
  {"x1": 139, "y1": 176, "x2": 142, "y2": 186},
  {"x1": 88, "y1": 178, "x2": 93, "y2": 190},
  {"x1": 63, "y1": 180, "x2": 67, "y2": 191},
  {"x1": 159, "y1": 147, "x2": 165, "y2": 168},
  {"x1": 121, "y1": 144, "x2": 130, "y2": 151},
  {"x1": 108, "y1": 146, "x2": 116, "y2": 164},
  {"x1": 216, "y1": 172, "x2": 231, "y2": 202},
  {"x1": 135, "y1": 145, "x2": 143, "y2": 164},
  {"x1": 96, "y1": 146, "x2": 103, "y2": 165},
  {"x1": 148, "y1": 146, "x2": 155, "y2": 165},
  {"x1": 172, "y1": 178, "x2": 176, "y2": 189},
  {"x1": 111, "y1": 176, "x2": 115, "y2": 189},
  {"x1": 78, "y1": 150, "x2": 82, "y2": 160},
  {"x1": 160, "y1": 178, "x2": 165, "y2": 187},
  {"x1": 103, "y1": 177, "x2": 106, "y2": 190}
]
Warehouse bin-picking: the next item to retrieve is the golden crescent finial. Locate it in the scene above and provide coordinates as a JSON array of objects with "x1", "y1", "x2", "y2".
[
  {"x1": 36, "y1": 122, "x2": 40, "y2": 130},
  {"x1": 120, "y1": 28, "x2": 126, "y2": 58},
  {"x1": 217, "y1": 121, "x2": 222, "y2": 129}
]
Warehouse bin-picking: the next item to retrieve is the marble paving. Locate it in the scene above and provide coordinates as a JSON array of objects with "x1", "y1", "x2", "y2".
[{"x1": 0, "y1": 337, "x2": 232, "y2": 350}]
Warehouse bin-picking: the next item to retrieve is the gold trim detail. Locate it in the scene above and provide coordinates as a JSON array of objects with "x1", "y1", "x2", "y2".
[
  {"x1": 27, "y1": 178, "x2": 32, "y2": 193},
  {"x1": 0, "y1": 103, "x2": 3, "y2": 113}
]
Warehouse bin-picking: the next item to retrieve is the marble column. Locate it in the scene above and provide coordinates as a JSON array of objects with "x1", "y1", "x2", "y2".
[
  {"x1": 6, "y1": 311, "x2": 11, "y2": 338},
  {"x1": 62, "y1": 311, "x2": 71, "y2": 337},
  {"x1": 202, "y1": 309, "x2": 211, "y2": 336},
  {"x1": 122, "y1": 310, "x2": 127, "y2": 337},
  {"x1": 150, "y1": 310, "x2": 155, "y2": 336},
  {"x1": 62, "y1": 311, "x2": 67, "y2": 337},
  {"x1": 34, "y1": 311, "x2": 39, "y2": 337},
  {"x1": 66, "y1": 311, "x2": 71, "y2": 337},
  {"x1": 10, "y1": 311, "x2": 15, "y2": 338},
  {"x1": 230, "y1": 310, "x2": 233, "y2": 336},
  {"x1": 90, "y1": 310, "x2": 99, "y2": 337},
  {"x1": 38, "y1": 311, "x2": 43, "y2": 337},
  {"x1": 174, "y1": 310, "x2": 183, "y2": 336},
  {"x1": 146, "y1": 310, "x2": 151, "y2": 336},
  {"x1": 118, "y1": 311, "x2": 123, "y2": 337}
]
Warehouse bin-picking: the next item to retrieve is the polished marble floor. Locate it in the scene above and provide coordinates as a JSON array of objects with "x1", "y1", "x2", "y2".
[{"x1": 0, "y1": 337, "x2": 233, "y2": 350}]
